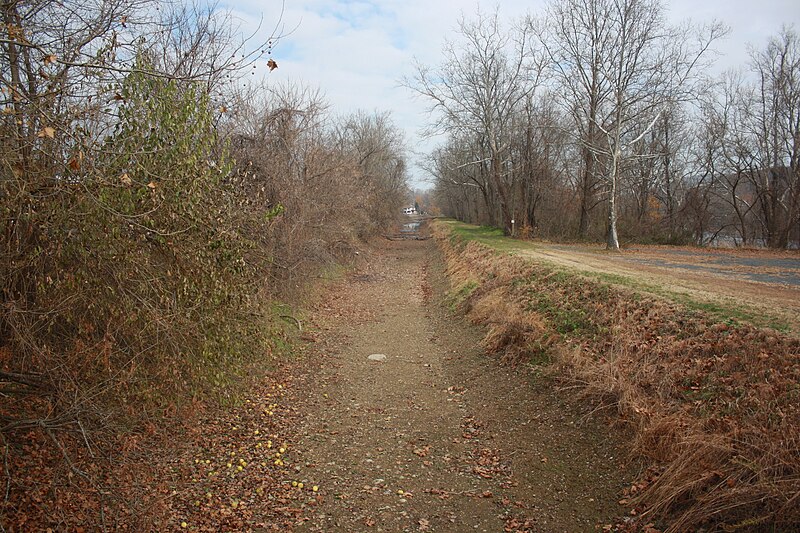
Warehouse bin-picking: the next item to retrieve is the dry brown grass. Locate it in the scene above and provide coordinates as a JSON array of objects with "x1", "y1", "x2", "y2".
[
  {"x1": 434, "y1": 223, "x2": 800, "y2": 532},
  {"x1": 469, "y1": 286, "x2": 552, "y2": 365},
  {"x1": 442, "y1": 241, "x2": 553, "y2": 365}
]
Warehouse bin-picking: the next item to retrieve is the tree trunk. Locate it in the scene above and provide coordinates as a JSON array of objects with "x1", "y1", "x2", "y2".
[
  {"x1": 578, "y1": 110, "x2": 598, "y2": 239},
  {"x1": 606, "y1": 170, "x2": 620, "y2": 250},
  {"x1": 578, "y1": 153, "x2": 593, "y2": 239},
  {"x1": 606, "y1": 122, "x2": 622, "y2": 251},
  {"x1": 490, "y1": 150, "x2": 513, "y2": 234},
  {"x1": 2, "y1": 1, "x2": 31, "y2": 170},
  {"x1": 663, "y1": 116, "x2": 675, "y2": 239}
]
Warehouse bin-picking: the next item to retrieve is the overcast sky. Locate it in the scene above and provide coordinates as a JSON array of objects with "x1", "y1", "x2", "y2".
[{"x1": 223, "y1": 0, "x2": 800, "y2": 189}]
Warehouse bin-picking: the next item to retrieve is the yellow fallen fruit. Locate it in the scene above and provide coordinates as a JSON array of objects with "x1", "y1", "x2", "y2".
[
  {"x1": 292, "y1": 481, "x2": 298, "y2": 487},
  {"x1": 297, "y1": 483, "x2": 304, "y2": 489},
  {"x1": 180, "y1": 522, "x2": 187, "y2": 528},
  {"x1": 312, "y1": 486, "x2": 319, "y2": 492}
]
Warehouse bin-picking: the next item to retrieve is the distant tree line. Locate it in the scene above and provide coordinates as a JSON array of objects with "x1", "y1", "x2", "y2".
[{"x1": 409, "y1": 0, "x2": 799, "y2": 249}]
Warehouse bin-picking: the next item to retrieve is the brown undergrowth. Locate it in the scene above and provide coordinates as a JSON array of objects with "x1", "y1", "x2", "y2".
[
  {"x1": 434, "y1": 223, "x2": 800, "y2": 532},
  {"x1": 0, "y1": 335, "x2": 307, "y2": 531}
]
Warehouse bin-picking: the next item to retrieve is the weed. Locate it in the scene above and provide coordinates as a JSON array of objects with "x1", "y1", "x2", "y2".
[
  {"x1": 443, "y1": 219, "x2": 537, "y2": 253},
  {"x1": 527, "y1": 293, "x2": 595, "y2": 336},
  {"x1": 571, "y1": 265, "x2": 792, "y2": 333},
  {"x1": 526, "y1": 340, "x2": 553, "y2": 366},
  {"x1": 445, "y1": 280, "x2": 479, "y2": 310}
]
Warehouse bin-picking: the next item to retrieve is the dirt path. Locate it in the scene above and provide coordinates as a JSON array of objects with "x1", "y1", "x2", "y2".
[{"x1": 290, "y1": 234, "x2": 633, "y2": 532}]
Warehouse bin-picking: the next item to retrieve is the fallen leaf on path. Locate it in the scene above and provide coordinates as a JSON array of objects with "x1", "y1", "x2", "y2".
[{"x1": 413, "y1": 446, "x2": 430, "y2": 457}]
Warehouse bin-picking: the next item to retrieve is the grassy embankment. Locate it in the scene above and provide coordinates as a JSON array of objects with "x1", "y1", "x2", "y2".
[
  {"x1": 435, "y1": 219, "x2": 800, "y2": 532},
  {"x1": 445, "y1": 221, "x2": 793, "y2": 333}
]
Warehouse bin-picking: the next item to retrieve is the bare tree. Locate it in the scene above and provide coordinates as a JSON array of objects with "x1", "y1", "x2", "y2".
[
  {"x1": 693, "y1": 31, "x2": 800, "y2": 249},
  {"x1": 532, "y1": 0, "x2": 617, "y2": 239},
  {"x1": 567, "y1": 0, "x2": 723, "y2": 249},
  {"x1": 406, "y1": 8, "x2": 541, "y2": 234},
  {"x1": 427, "y1": 132, "x2": 495, "y2": 224},
  {"x1": 506, "y1": 91, "x2": 572, "y2": 237},
  {"x1": 695, "y1": 72, "x2": 762, "y2": 245},
  {"x1": 746, "y1": 27, "x2": 800, "y2": 248},
  {"x1": 333, "y1": 110, "x2": 409, "y2": 233}
]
